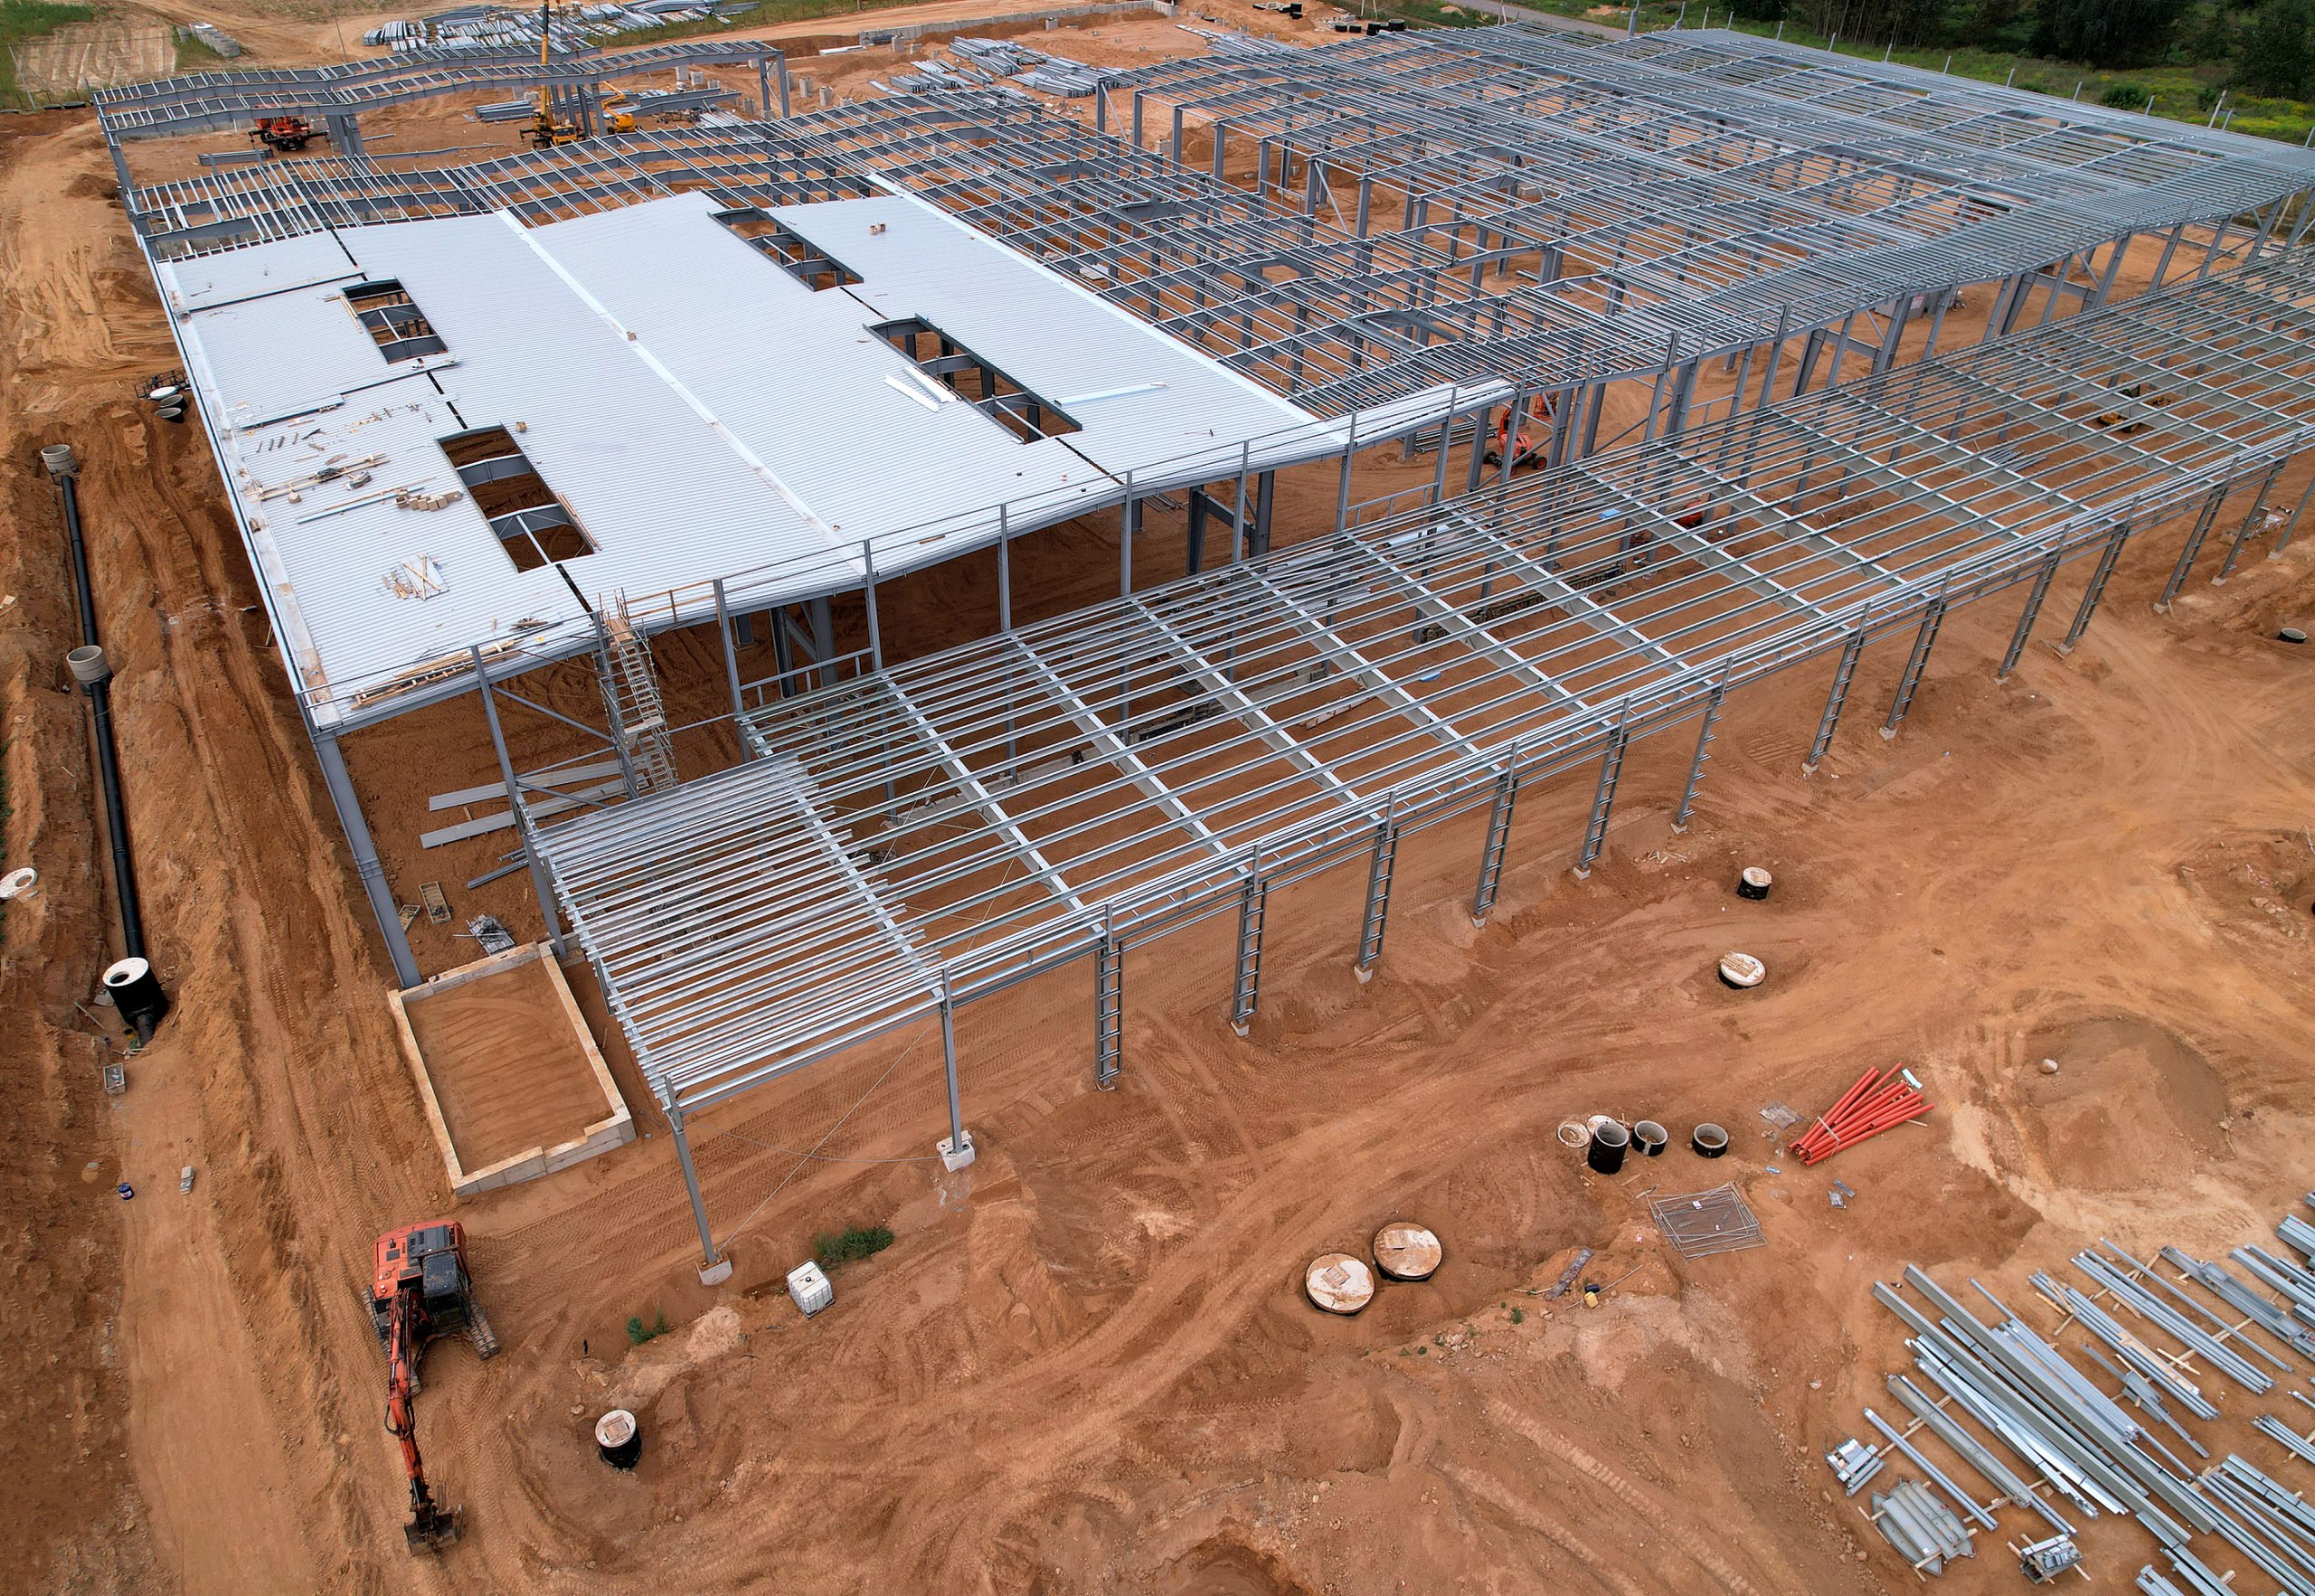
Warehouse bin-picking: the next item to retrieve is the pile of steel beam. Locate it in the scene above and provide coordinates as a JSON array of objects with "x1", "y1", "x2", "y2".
[{"x1": 1869, "y1": 1236, "x2": 2315, "y2": 1596}]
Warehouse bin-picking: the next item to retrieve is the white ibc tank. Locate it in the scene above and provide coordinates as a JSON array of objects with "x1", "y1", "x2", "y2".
[{"x1": 787, "y1": 1260, "x2": 833, "y2": 1317}]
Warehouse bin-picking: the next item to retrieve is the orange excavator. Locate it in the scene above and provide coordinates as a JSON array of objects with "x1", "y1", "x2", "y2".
[
  {"x1": 249, "y1": 115, "x2": 317, "y2": 154},
  {"x1": 371, "y1": 1221, "x2": 498, "y2": 1554}
]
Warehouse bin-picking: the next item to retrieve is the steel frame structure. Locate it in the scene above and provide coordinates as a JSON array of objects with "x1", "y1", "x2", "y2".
[
  {"x1": 541, "y1": 243, "x2": 2315, "y2": 1264},
  {"x1": 106, "y1": 27, "x2": 2315, "y2": 1041},
  {"x1": 95, "y1": 39, "x2": 789, "y2": 193}
]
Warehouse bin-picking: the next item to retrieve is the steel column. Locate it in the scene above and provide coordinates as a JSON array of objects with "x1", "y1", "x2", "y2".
[
  {"x1": 314, "y1": 730, "x2": 420, "y2": 988},
  {"x1": 1094, "y1": 911, "x2": 1123, "y2": 1089},
  {"x1": 2155, "y1": 481, "x2": 2232, "y2": 609},
  {"x1": 2213, "y1": 458, "x2": 2288, "y2": 583},
  {"x1": 2058, "y1": 524, "x2": 2131, "y2": 651},
  {"x1": 939, "y1": 978, "x2": 969, "y2": 1158},
  {"x1": 1230, "y1": 854, "x2": 1266, "y2": 1035},
  {"x1": 1573, "y1": 700, "x2": 1632, "y2": 877},
  {"x1": 668, "y1": 1107, "x2": 721, "y2": 1268},
  {"x1": 1671, "y1": 659, "x2": 1733, "y2": 831},
  {"x1": 1880, "y1": 581, "x2": 1951, "y2": 738},
  {"x1": 1803, "y1": 609, "x2": 1871, "y2": 774},
  {"x1": 1470, "y1": 743, "x2": 1521, "y2": 925},
  {"x1": 713, "y1": 578, "x2": 749, "y2": 741},
  {"x1": 474, "y1": 646, "x2": 570, "y2": 958},
  {"x1": 1354, "y1": 799, "x2": 1399, "y2": 980},
  {"x1": 2272, "y1": 468, "x2": 2315, "y2": 558},
  {"x1": 1996, "y1": 550, "x2": 2063, "y2": 679}
]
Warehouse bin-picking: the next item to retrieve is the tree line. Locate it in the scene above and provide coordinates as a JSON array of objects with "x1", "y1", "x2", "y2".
[{"x1": 1723, "y1": 0, "x2": 2315, "y2": 99}]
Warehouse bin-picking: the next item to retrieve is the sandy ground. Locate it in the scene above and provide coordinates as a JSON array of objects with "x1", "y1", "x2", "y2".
[{"x1": 6, "y1": 14, "x2": 2315, "y2": 1596}]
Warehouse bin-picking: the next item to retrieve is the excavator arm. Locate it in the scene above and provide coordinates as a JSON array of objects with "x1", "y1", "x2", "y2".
[{"x1": 383, "y1": 1285, "x2": 460, "y2": 1553}]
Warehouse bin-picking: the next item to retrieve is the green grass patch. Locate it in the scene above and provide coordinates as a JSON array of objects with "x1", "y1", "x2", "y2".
[
  {"x1": 0, "y1": 0, "x2": 97, "y2": 107},
  {"x1": 625, "y1": 1306, "x2": 670, "y2": 1345},
  {"x1": 813, "y1": 1223, "x2": 894, "y2": 1270}
]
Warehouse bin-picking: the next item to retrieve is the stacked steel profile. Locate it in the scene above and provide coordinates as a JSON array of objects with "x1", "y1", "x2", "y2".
[{"x1": 1844, "y1": 1199, "x2": 2315, "y2": 1587}]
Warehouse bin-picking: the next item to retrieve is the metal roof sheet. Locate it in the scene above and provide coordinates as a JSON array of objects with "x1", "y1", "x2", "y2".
[{"x1": 159, "y1": 190, "x2": 1319, "y2": 720}]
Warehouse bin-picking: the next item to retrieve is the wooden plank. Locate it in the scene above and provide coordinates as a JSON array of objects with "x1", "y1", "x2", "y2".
[
  {"x1": 420, "y1": 781, "x2": 622, "y2": 849},
  {"x1": 428, "y1": 760, "x2": 624, "y2": 811}
]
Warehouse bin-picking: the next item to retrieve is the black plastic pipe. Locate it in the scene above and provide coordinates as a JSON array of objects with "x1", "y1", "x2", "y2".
[
  {"x1": 47, "y1": 446, "x2": 99, "y2": 651},
  {"x1": 43, "y1": 445, "x2": 148, "y2": 971}
]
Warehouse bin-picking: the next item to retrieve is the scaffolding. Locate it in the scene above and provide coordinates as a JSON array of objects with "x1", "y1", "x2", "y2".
[{"x1": 539, "y1": 241, "x2": 2315, "y2": 1263}]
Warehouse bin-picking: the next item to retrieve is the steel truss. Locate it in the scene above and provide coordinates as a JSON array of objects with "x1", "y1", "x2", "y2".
[{"x1": 541, "y1": 245, "x2": 2315, "y2": 1259}]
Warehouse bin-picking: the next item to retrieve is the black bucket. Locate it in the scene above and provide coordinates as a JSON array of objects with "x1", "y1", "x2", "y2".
[
  {"x1": 595, "y1": 1409, "x2": 642, "y2": 1469},
  {"x1": 102, "y1": 957, "x2": 169, "y2": 1043},
  {"x1": 1632, "y1": 1119, "x2": 1668, "y2": 1157},
  {"x1": 1587, "y1": 1120, "x2": 1630, "y2": 1175},
  {"x1": 1691, "y1": 1122, "x2": 1729, "y2": 1158},
  {"x1": 2283, "y1": 627, "x2": 2308, "y2": 645},
  {"x1": 1736, "y1": 866, "x2": 1772, "y2": 901}
]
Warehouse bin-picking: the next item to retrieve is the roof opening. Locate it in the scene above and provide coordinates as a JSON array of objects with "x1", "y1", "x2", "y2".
[
  {"x1": 439, "y1": 428, "x2": 594, "y2": 571},
  {"x1": 713, "y1": 209, "x2": 864, "y2": 292},
  {"x1": 870, "y1": 316, "x2": 1080, "y2": 444},
  {"x1": 343, "y1": 279, "x2": 447, "y2": 363}
]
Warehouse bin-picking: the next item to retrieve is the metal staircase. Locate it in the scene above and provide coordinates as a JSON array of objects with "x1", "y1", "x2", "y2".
[{"x1": 597, "y1": 600, "x2": 678, "y2": 796}]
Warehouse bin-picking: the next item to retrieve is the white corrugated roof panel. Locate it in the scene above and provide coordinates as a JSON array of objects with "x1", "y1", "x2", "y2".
[{"x1": 156, "y1": 189, "x2": 1335, "y2": 723}]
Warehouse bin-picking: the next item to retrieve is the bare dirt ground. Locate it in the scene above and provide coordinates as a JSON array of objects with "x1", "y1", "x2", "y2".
[{"x1": 5, "y1": 15, "x2": 2315, "y2": 1596}]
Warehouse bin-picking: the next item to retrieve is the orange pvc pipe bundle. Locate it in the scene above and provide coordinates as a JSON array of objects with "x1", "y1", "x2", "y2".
[{"x1": 1789, "y1": 1066, "x2": 1932, "y2": 1166}]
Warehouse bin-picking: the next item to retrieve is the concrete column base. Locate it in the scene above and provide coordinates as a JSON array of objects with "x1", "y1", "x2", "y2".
[
  {"x1": 1353, "y1": 962, "x2": 1375, "y2": 985},
  {"x1": 939, "y1": 1133, "x2": 976, "y2": 1173},
  {"x1": 699, "y1": 1259, "x2": 733, "y2": 1287}
]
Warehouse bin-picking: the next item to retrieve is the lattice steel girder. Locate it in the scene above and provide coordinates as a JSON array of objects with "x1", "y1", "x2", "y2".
[
  {"x1": 1591, "y1": 439, "x2": 1906, "y2": 592},
  {"x1": 1433, "y1": 507, "x2": 1691, "y2": 676}
]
